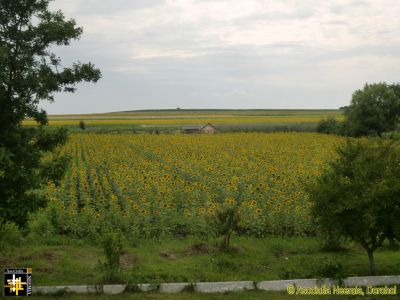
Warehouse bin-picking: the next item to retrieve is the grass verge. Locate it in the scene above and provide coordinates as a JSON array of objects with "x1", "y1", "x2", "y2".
[{"x1": 1, "y1": 236, "x2": 399, "y2": 287}]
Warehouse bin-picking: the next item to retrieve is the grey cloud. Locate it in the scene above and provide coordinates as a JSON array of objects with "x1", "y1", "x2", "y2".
[
  {"x1": 61, "y1": 0, "x2": 163, "y2": 15},
  {"x1": 42, "y1": 0, "x2": 400, "y2": 114},
  {"x1": 329, "y1": 0, "x2": 368, "y2": 14},
  {"x1": 236, "y1": 8, "x2": 314, "y2": 25},
  {"x1": 322, "y1": 20, "x2": 349, "y2": 26},
  {"x1": 45, "y1": 38, "x2": 400, "y2": 113}
]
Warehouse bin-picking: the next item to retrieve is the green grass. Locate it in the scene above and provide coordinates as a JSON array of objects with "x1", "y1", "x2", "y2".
[{"x1": 1, "y1": 236, "x2": 399, "y2": 287}]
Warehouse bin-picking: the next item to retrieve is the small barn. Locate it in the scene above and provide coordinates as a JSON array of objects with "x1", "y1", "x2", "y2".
[
  {"x1": 200, "y1": 123, "x2": 217, "y2": 134},
  {"x1": 183, "y1": 123, "x2": 217, "y2": 134}
]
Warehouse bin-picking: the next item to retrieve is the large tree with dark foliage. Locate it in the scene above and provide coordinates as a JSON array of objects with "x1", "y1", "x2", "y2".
[
  {"x1": 308, "y1": 138, "x2": 400, "y2": 275},
  {"x1": 343, "y1": 83, "x2": 400, "y2": 137},
  {"x1": 0, "y1": 0, "x2": 101, "y2": 226}
]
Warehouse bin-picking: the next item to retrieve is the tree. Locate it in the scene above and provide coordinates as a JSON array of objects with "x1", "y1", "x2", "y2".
[
  {"x1": 344, "y1": 83, "x2": 400, "y2": 137},
  {"x1": 390, "y1": 83, "x2": 400, "y2": 100},
  {"x1": 0, "y1": 0, "x2": 101, "y2": 226},
  {"x1": 212, "y1": 204, "x2": 241, "y2": 252},
  {"x1": 79, "y1": 120, "x2": 86, "y2": 130},
  {"x1": 316, "y1": 116, "x2": 343, "y2": 135},
  {"x1": 307, "y1": 138, "x2": 400, "y2": 275}
]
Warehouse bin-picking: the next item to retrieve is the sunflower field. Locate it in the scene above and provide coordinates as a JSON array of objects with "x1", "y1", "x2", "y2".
[{"x1": 40, "y1": 132, "x2": 342, "y2": 238}]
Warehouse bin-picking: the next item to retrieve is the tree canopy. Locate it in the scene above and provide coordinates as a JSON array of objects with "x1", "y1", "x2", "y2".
[
  {"x1": 343, "y1": 83, "x2": 400, "y2": 137},
  {"x1": 0, "y1": 0, "x2": 101, "y2": 226},
  {"x1": 308, "y1": 138, "x2": 400, "y2": 275}
]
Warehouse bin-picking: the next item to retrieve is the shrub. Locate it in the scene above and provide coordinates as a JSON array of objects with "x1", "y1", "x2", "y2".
[
  {"x1": 79, "y1": 120, "x2": 86, "y2": 130},
  {"x1": 0, "y1": 221, "x2": 23, "y2": 251},
  {"x1": 27, "y1": 212, "x2": 56, "y2": 243},
  {"x1": 212, "y1": 257, "x2": 237, "y2": 272},
  {"x1": 212, "y1": 205, "x2": 241, "y2": 252},
  {"x1": 101, "y1": 231, "x2": 123, "y2": 272},
  {"x1": 315, "y1": 257, "x2": 345, "y2": 280},
  {"x1": 278, "y1": 264, "x2": 300, "y2": 280},
  {"x1": 317, "y1": 117, "x2": 343, "y2": 135},
  {"x1": 318, "y1": 230, "x2": 346, "y2": 252},
  {"x1": 96, "y1": 231, "x2": 124, "y2": 283}
]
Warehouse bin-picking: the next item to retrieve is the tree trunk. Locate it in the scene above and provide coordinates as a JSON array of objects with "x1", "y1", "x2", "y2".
[
  {"x1": 222, "y1": 232, "x2": 231, "y2": 252},
  {"x1": 367, "y1": 250, "x2": 376, "y2": 275},
  {"x1": 225, "y1": 232, "x2": 231, "y2": 251}
]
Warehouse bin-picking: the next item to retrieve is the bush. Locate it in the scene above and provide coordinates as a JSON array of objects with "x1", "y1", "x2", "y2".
[
  {"x1": 96, "y1": 231, "x2": 125, "y2": 283},
  {"x1": 278, "y1": 264, "x2": 300, "y2": 280},
  {"x1": 212, "y1": 257, "x2": 237, "y2": 272},
  {"x1": 27, "y1": 212, "x2": 56, "y2": 242},
  {"x1": 318, "y1": 231, "x2": 346, "y2": 252},
  {"x1": 0, "y1": 222, "x2": 23, "y2": 251},
  {"x1": 100, "y1": 231, "x2": 123, "y2": 274},
  {"x1": 317, "y1": 117, "x2": 343, "y2": 135},
  {"x1": 315, "y1": 257, "x2": 345, "y2": 280},
  {"x1": 382, "y1": 237, "x2": 400, "y2": 251},
  {"x1": 79, "y1": 121, "x2": 86, "y2": 130},
  {"x1": 212, "y1": 204, "x2": 241, "y2": 252}
]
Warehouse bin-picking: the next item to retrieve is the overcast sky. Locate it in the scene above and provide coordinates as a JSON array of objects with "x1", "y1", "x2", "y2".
[{"x1": 43, "y1": 0, "x2": 400, "y2": 114}]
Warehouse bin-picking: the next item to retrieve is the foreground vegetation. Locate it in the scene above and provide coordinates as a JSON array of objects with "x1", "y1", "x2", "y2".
[
  {"x1": 31, "y1": 290, "x2": 400, "y2": 300},
  {"x1": 1, "y1": 236, "x2": 400, "y2": 287}
]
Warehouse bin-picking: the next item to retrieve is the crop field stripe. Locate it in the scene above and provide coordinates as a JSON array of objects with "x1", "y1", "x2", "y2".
[{"x1": 22, "y1": 116, "x2": 343, "y2": 126}]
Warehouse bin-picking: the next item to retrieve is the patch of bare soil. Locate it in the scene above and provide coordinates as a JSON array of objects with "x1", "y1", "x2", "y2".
[
  {"x1": 273, "y1": 250, "x2": 289, "y2": 258},
  {"x1": 159, "y1": 250, "x2": 178, "y2": 260},
  {"x1": 35, "y1": 266, "x2": 54, "y2": 273},
  {"x1": 16, "y1": 254, "x2": 35, "y2": 261},
  {"x1": 185, "y1": 243, "x2": 212, "y2": 255},
  {"x1": 41, "y1": 252, "x2": 60, "y2": 261},
  {"x1": 120, "y1": 252, "x2": 139, "y2": 267},
  {"x1": 0, "y1": 257, "x2": 16, "y2": 266}
]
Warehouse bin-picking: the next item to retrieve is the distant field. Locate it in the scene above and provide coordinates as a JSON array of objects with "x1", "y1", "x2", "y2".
[
  {"x1": 48, "y1": 109, "x2": 343, "y2": 117},
  {"x1": 23, "y1": 109, "x2": 343, "y2": 128},
  {"x1": 23, "y1": 117, "x2": 340, "y2": 126}
]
